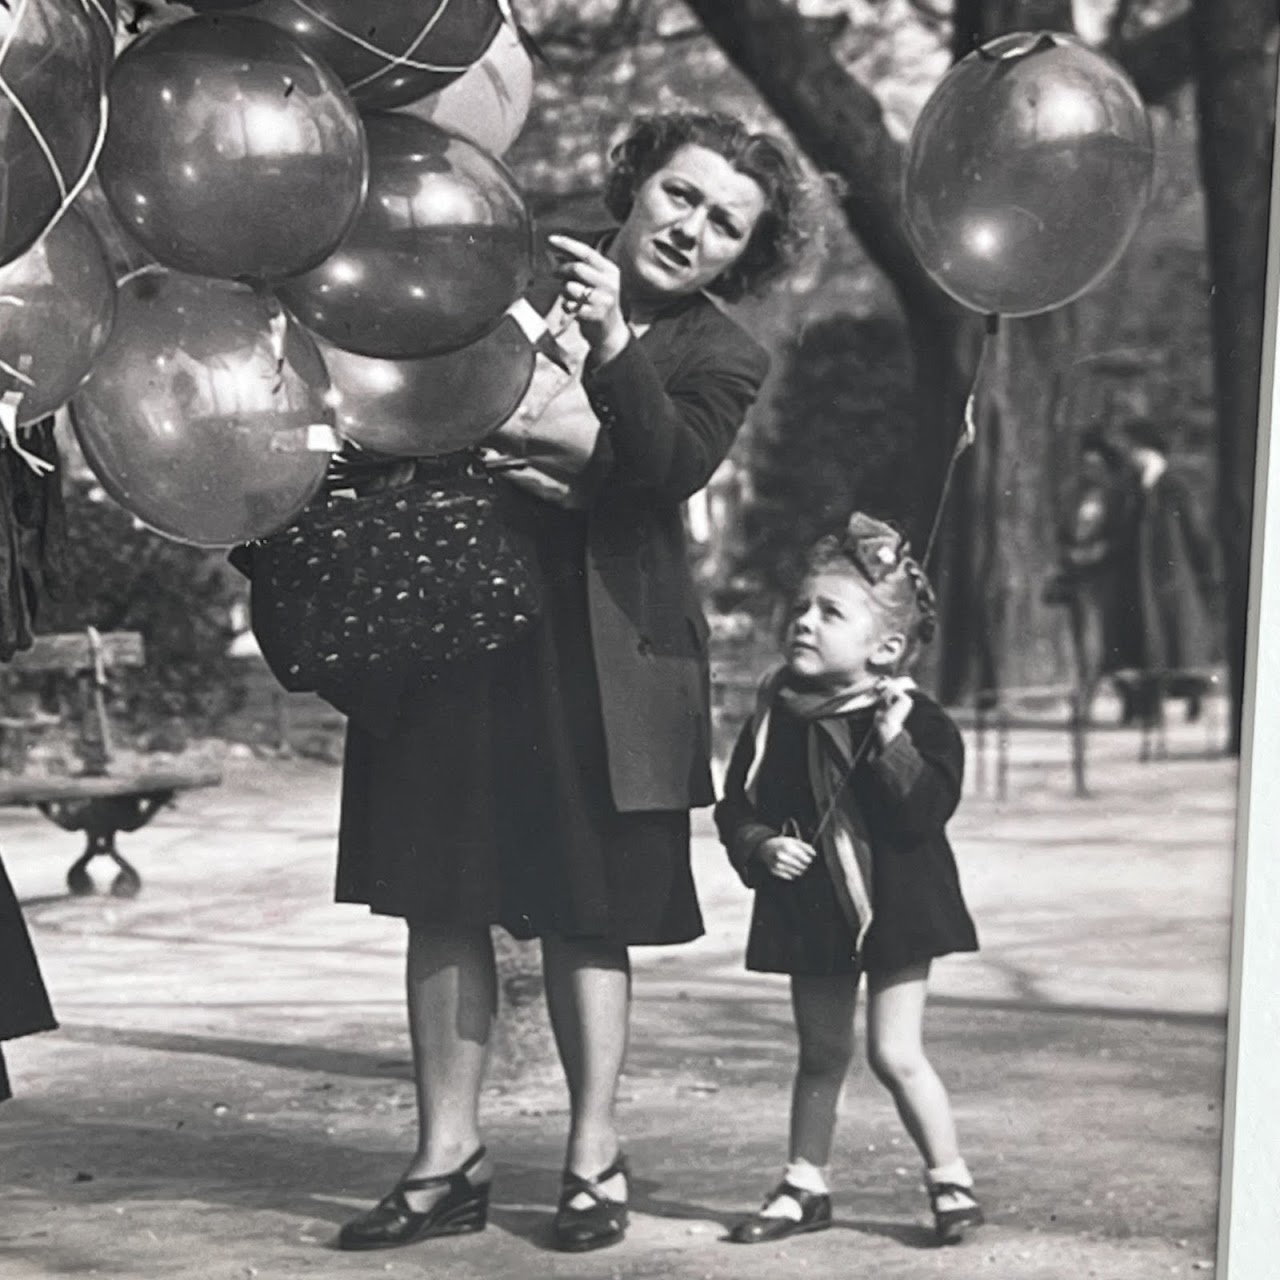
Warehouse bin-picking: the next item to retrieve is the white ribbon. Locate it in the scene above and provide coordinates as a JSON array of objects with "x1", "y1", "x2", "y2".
[{"x1": 0, "y1": 391, "x2": 56, "y2": 476}]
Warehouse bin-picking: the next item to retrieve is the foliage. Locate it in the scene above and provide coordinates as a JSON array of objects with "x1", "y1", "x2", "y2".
[
  {"x1": 33, "y1": 480, "x2": 248, "y2": 735},
  {"x1": 738, "y1": 312, "x2": 919, "y2": 602}
]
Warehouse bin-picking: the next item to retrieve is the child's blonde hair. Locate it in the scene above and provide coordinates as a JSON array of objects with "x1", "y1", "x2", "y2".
[{"x1": 803, "y1": 512, "x2": 938, "y2": 672}]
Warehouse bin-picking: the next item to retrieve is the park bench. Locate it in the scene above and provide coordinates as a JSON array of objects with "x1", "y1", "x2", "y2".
[{"x1": 0, "y1": 628, "x2": 223, "y2": 898}]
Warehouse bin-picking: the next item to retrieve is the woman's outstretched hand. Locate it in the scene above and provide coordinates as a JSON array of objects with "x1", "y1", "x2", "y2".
[{"x1": 548, "y1": 234, "x2": 631, "y2": 365}]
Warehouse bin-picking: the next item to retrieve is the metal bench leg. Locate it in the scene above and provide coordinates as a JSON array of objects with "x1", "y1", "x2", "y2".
[{"x1": 65, "y1": 829, "x2": 142, "y2": 898}]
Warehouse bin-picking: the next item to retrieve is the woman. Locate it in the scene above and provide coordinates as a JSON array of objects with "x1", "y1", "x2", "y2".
[{"x1": 334, "y1": 112, "x2": 810, "y2": 1254}]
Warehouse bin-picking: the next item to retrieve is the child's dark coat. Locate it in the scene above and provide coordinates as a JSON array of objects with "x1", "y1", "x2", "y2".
[{"x1": 715, "y1": 689, "x2": 978, "y2": 976}]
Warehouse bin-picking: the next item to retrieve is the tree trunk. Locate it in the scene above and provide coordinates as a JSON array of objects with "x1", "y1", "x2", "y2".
[
  {"x1": 1191, "y1": 0, "x2": 1278, "y2": 754},
  {"x1": 688, "y1": 0, "x2": 1132, "y2": 704}
]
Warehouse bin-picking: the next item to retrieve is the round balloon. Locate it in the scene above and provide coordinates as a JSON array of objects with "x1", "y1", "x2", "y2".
[
  {"x1": 405, "y1": 18, "x2": 533, "y2": 156},
  {"x1": 902, "y1": 31, "x2": 1154, "y2": 317},
  {"x1": 98, "y1": 15, "x2": 368, "y2": 282},
  {"x1": 0, "y1": 210, "x2": 116, "y2": 426},
  {"x1": 317, "y1": 315, "x2": 535, "y2": 456},
  {"x1": 278, "y1": 113, "x2": 534, "y2": 359},
  {"x1": 0, "y1": 0, "x2": 108, "y2": 267},
  {"x1": 73, "y1": 174, "x2": 154, "y2": 278},
  {"x1": 232, "y1": 0, "x2": 502, "y2": 110},
  {"x1": 70, "y1": 269, "x2": 333, "y2": 546}
]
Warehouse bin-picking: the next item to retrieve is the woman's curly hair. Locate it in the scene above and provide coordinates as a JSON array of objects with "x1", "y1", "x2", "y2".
[{"x1": 603, "y1": 111, "x2": 814, "y2": 302}]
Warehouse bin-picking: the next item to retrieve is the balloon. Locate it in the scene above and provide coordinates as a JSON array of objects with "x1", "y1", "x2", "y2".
[
  {"x1": 70, "y1": 269, "x2": 333, "y2": 547},
  {"x1": 316, "y1": 315, "x2": 535, "y2": 456},
  {"x1": 98, "y1": 15, "x2": 368, "y2": 282},
  {"x1": 73, "y1": 174, "x2": 154, "y2": 277},
  {"x1": 231, "y1": 0, "x2": 503, "y2": 110},
  {"x1": 405, "y1": 18, "x2": 533, "y2": 156},
  {"x1": 0, "y1": 210, "x2": 116, "y2": 426},
  {"x1": 278, "y1": 113, "x2": 534, "y2": 359},
  {"x1": 0, "y1": 0, "x2": 109, "y2": 267},
  {"x1": 902, "y1": 31, "x2": 1154, "y2": 317}
]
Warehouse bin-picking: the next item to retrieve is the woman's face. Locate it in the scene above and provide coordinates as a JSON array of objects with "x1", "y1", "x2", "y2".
[{"x1": 611, "y1": 144, "x2": 768, "y2": 303}]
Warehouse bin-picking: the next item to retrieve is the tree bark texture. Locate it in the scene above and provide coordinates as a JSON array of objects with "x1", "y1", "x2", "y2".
[{"x1": 1191, "y1": 0, "x2": 1278, "y2": 753}]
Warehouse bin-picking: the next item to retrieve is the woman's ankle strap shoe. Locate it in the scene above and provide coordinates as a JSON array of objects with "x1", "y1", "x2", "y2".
[
  {"x1": 728, "y1": 1181, "x2": 833, "y2": 1245},
  {"x1": 338, "y1": 1146, "x2": 490, "y2": 1251},
  {"x1": 928, "y1": 1181, "x2": 985, "y2": 1245},
  {"x1": 552, "y1": 1153, "x2": 630, "y2": 1253}
]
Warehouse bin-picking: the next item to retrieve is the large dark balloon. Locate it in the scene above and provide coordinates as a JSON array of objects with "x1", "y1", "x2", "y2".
[
  {"x1": 903, "y1": 31, "x2": 1154, "y2": 317},
  {"x1": 279, "y1": 113, "x2": 534, "y2": 359},
  {"x1": 98, "y1": 15, "x2": 368, "y2": 282},
  {"x1": 70, "y1": 269, "x2": 333, "y2": 547},
  {"x1": 0, "y1": 210, "x2": 116, "y2": 426},
  {"x1": 0, "y1": 0, "x2": 108, "y2": 267},
  {"x1": 316, "y1": 315, "x2": 535, "y2": 456},
  {"x1": 231, "y1": 0, "x2": 502, "y2": 110}
]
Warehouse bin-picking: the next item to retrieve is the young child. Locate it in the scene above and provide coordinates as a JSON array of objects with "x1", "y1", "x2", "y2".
[{"x1": 715, "y1": 512, "x2": 981, "y2": 1247}]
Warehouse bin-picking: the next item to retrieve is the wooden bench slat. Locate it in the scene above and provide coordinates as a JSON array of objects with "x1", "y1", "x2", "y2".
[
  {"x1": 7, "y1": 632, "x2": 146, "y2": 674},
  {"x1": 0, "y1": 767, "x2": 222, "y2": 806}
]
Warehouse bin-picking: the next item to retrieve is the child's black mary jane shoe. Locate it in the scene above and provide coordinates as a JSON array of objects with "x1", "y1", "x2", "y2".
[
  {"x1": 928, "y1": 1181, "x2": 985, "y2": 1245},
  {"x1": 728, "y1": 1182, "x2": 833, "y2": 1244}
]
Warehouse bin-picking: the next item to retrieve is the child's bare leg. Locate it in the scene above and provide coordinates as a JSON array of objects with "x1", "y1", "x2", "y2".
[
  {"x1": 733, "y1": 973, "x2": 855, "y2": 1233},
  {"x1": 866, "y1": 960, "x2": 982, "y2": 1242},
  {"x1": 865, "y1": 960, "x2": 959, "y2": 1165},
  {"x1": 790, "y1": 973, "x2": 858, "y2": 1167}
]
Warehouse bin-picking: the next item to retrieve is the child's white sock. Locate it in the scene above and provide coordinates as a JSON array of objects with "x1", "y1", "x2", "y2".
[
  {"x1": 926, "y1": 1158, "x2": 976, "y2": 1211},
  {"x1": 759, "y1": 1158, "x2": 829, "y2": 1220}
]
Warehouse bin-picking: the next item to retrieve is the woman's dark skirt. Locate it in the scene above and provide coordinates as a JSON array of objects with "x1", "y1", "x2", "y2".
[
  {"x1": 1, "y1": 854, "x2": 57, "y2": 1103},
  {"x1": 335, "y1": 489, "x2": 704, "y2": 947}
]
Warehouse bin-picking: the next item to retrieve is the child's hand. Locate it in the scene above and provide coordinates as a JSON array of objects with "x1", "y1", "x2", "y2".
[
  {"x1": 874, "y1": 677, "x2": 914, "y2": 744},
  {"x1": 756, "y1": 835, "x2": 818, "y2": 881}
]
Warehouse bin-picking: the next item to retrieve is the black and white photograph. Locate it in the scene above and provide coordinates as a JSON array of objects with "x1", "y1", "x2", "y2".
[{"x1": 0, "y1": 1, "x2": 1276, "y2": 1276}]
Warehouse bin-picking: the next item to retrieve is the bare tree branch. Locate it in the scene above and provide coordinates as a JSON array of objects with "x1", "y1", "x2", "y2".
[{"x1": 682, "y1": 0, "x2": 947, "y2": 315}]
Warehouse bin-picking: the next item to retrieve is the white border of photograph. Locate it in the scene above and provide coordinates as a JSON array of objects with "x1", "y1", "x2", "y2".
[{"x1": 1217, "y1": 68, "x2": 1280, "y2": 1280}]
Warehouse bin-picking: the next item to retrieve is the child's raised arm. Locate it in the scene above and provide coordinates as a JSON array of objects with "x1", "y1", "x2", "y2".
[{"x1": 864, "y1": 697, "x2": 965, "y2": 836}]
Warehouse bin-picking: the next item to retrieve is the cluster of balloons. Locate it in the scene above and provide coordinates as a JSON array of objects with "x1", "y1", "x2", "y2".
[
  {"x1": 5, "y1": 12, "x2": 1155, "y2": 550},
  {"x1": 903, "y1": 31, "x2": 1155, "y2": 319},
  {"x1": 2, "y1": 0, "x2": 538, "y2": 546}
]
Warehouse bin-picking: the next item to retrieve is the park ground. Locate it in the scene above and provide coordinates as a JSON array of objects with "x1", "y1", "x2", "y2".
[{"x1": 0, "y1": 701, "x2": 1237, "y2": 1279}]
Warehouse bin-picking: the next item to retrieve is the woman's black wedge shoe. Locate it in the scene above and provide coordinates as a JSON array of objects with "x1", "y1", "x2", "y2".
[
  {"x1": 552, "y1": 1153, "x2": 630, "y2": 1253},
  {"x1": 337, "y1": 1146, "x2": 490, "y2": 1251},
  {"x1": 728, "y1": 1182, "x2": 832, "y2": 1244}
]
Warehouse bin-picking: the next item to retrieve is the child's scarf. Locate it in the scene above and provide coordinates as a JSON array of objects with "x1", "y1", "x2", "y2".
[{"x1": 743, "y1": 668, "x2": 914, "y2": 953}]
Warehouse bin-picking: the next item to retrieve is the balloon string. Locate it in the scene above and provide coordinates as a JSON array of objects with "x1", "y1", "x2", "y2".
[
  {"x1": 0, "y1": 392, "x2": 56, "y2": 476},
  {"x1": 921, "y1": 315, "x2": 998, "y2": 569},
  {"x1": 0, "y1": 0, "x2": 111, "y2": 245},
  {"x1": 116, "y1": 262, "x2": 166, "y2": 288},
  {"x1": 77, "y1": 0, "x2": 114, "y2": 38},
  {"x1": 289, "y1": 0, "x2": 473, "y2": 82}
]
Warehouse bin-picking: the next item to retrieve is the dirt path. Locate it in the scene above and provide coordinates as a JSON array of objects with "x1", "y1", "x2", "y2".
[{"x1": 0, "y1": 717, "x2": 1234, "y2": 1278}]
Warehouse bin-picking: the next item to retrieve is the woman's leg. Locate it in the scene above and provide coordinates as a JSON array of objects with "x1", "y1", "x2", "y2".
[
  {"x1": 541, "y1": 935, "x2": 631, "y2": 1198},
  {"x1": 864, "y1": 960, "x2": 959, "y2": 1168},
  {"x1": 400, "y1": 922, "x2": 497, "y2": 1198},
  {"x1": 789, "y1": 974, "x2": 859, "y2": 1167}
]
